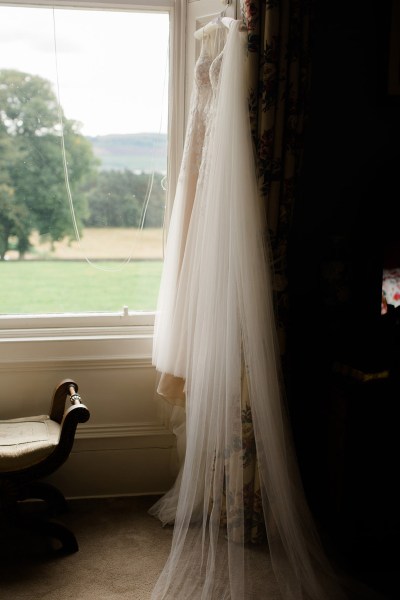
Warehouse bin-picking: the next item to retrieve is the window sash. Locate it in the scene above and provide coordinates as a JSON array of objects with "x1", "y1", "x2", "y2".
[
  {"x1": 2, "y1": 1, "x2": 173, "y2": 10},
  {"x1": 0, "y1": 0, "x2": 179, "y2": 330}
]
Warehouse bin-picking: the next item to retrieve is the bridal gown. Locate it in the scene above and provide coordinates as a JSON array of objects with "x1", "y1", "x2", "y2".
[
  {"x1": 150, "y1": 22, "x2": 228, "y2": 527},
  {"x1": 150, "y1": 20, "x2": 348, "y2": 600},
  {"x1": 153, "y1": 25, "x2": 228, "y2": 405}
]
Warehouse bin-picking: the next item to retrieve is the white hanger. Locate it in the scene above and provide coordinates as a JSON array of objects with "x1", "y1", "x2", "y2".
[
  {"x1": 221, "y1": 17, "x2": 247, "y2": 32},
  {"x1": 194, "y1": 15, "x2": 245, "y2": 40},
  {"x1": 194, "y1": 15, "x2": 226, "y2": 40}
]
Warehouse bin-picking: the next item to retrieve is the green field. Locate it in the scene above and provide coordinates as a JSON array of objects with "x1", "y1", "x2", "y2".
[{"x1": 0, "y1": 260, "x2": 163, "y2": 314}]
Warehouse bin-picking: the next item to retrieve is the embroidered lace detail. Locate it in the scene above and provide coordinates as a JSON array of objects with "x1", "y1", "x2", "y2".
[
  {"x1": 209, "y1": 50, "x2": 224, "y2": 92},
  {"x1": 195, "y1": 48, "x2": 226, "y2": 215},
  {"x1": 178, "y1": 28, "x2": 227, "y2": 187}
]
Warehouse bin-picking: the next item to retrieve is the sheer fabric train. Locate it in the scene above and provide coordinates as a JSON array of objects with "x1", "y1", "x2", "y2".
[{"x1": 151, "y1": 20, "x2": 347, "y2": 600}]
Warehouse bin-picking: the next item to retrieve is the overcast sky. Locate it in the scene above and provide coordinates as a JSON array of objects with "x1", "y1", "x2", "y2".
[{"x1": 0, "y1": 5, "x2": 169, "y2": 136}]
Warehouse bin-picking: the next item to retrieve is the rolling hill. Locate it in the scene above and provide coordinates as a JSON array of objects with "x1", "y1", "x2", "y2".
[{"x1": 87, "y1": 132, "x2": 167, "y2": 173}]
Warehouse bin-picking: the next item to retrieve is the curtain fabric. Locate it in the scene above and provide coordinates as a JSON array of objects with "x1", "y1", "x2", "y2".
[
  {"x1": 223, "y1": 0, "x2": 314, "y2": 545},
  {"x1": 241, "y1": 0, "x2": 313, "y2": 360}
]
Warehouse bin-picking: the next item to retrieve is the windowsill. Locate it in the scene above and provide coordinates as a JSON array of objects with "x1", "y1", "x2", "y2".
[
  {"x1": 0, "y1": 312, "x2": 155, "y2": 364},
  {"x1": 0, "y1": 310, "x2": 155, "y2": 336}
]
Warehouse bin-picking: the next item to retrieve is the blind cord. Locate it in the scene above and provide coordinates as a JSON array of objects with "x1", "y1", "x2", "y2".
[{"x1": 52, "y1": 7, "x2": 168, "y2": 273}]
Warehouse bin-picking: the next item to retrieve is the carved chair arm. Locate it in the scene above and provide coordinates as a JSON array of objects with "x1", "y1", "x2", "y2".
[{"x1": 50, "y1": 379, "x2": 81, "y2": 424}]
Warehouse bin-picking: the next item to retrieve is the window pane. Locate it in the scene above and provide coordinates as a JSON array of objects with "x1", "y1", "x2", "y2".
[{"x1": 0, "y1": 4, "x2": 169, "y2": 315}]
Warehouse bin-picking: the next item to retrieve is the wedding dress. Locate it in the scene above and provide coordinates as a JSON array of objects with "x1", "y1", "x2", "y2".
[
  {"x1": 153, "y1": 23, "x2": 228, "y2": 405},
  {"x1": 151, "y1": 19, "x2": 348, "y2": 600},
  {"x1": 150, "y1": 21, "x2": 228, "y2": 527}
]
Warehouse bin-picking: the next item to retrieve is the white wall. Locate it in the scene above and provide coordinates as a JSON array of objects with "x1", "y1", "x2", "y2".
[{"x1": 0, "y1": 322, "x2": 178, "y2": 497}]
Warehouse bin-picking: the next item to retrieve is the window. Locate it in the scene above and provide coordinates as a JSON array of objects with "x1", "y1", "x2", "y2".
[{"x1": 0, "y1": 0, "x2": 173, "y2": 328}]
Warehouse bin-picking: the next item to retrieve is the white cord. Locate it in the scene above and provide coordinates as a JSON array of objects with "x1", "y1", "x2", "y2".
[{"x1": 52, "y1": 8, "x2": 168, "y2": 272}]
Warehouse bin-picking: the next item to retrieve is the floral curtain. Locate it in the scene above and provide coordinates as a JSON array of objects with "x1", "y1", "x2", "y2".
[
  {"x1": 222, "y1": 0, "x2": 315, "y2": 542},
  {"x1": 241, "y1": 0, "x2": 314, "y2": 365}
]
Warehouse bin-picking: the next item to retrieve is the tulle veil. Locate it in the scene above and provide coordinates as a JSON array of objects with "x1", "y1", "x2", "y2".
[{"x1": 150, "y1": 20, "x2": 348, "y2": 600}]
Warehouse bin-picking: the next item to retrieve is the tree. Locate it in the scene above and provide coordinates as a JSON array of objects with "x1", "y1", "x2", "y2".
[
  {"x1": 0, "y1": 69, "x2": 98, "y2": 258},
  {"x1": 83, "y1": 170, "x2": 166, "y2": 228},
  {"x1": 82, "y1": 169, "x2": 142, "y2": 228},
  {"x1": 0, "y1": 120, "x2": 28, "y2": 259},
  {"x1": 0, "y1": 184, "x2": 30, "y2": 260}
]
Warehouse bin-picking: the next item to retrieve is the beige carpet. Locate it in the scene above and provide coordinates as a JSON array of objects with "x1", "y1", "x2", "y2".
[
  {"x1": 0, "y1": 495, "x2": 394, "y2": 600},
  {"x1": 0, "y1": 495, "x2": 173, "y2": 600}
]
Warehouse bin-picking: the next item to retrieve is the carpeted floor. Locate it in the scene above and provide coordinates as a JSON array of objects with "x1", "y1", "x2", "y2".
[
  {"x1": 0, "y1": 495, "x2": 396, "y2": 600},
  {"x1": 0, "y1": 495, "x2": 173, "y2": 600}
]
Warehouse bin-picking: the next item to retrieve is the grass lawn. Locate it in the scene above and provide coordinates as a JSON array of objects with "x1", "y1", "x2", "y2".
[{"x1": 0, "y1": 260, "x2": 163, "y2": 314}]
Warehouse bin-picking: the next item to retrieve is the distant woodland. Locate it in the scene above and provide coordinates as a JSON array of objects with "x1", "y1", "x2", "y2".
[
  {"x1": 0, "y1": 69, "x2": 167, "y2": 259},
  {"x1": 88, "y1": 133, "x2": 167, "y2": 173}
]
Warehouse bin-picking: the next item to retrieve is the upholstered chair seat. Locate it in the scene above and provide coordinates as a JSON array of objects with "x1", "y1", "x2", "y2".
[{"x1": 0, "y1": 416, "x2": 61, "y2": 472}]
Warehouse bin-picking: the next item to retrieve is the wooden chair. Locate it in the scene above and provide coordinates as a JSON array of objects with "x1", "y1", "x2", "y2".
[{"x1": 0, "y1": 379, "x2": 90, "y2": 554}]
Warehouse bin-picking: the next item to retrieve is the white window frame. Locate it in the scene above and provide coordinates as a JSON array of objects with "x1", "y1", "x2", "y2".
[{"x1": 0, "y1": 0, "x2": 181, "y2": 347}]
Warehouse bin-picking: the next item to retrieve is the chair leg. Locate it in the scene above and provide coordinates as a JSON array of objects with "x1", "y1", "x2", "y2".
[
  {"x1": 30, "y1": 518, "x2": 79, "y2": 555},
  {"x1": 19, "y1": 481, "x2": 69, "y2": 515},
  {"x1": 1, "y1": 480, "x2": 79, "y2": 556},
  {"x1": 2, "y1": 504, "x2": 79, "y2": 555}
]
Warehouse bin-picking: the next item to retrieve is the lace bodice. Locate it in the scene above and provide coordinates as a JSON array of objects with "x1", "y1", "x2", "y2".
[
  {"x1": 178, "y1": 29, "x2": 227, "y2": 186},
  {"x1": 194, "y1": 51, "x2": 213, "y2": 89},
  {"x1": 209, "y1": 50, "x2": 224, "y2": 92},
  {"x1": 195, "y1": 26, "x2": 226, "y2": 89}
]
